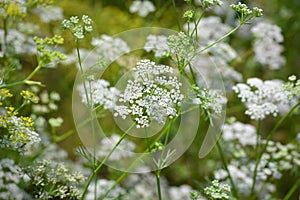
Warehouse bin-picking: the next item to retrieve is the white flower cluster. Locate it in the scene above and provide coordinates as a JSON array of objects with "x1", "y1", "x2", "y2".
[
  {"x1": 32, "y1": 90, "x2": 61, "y2": 114},
  {"x1": 251, "y1": 22, "x2": 285, "y2": 69},
  {"x1": 34, "y1": 6, "x2": 63, "y2": 23},
  {"x1": 260, "y1": 141, "x2": 300, "y2": 176},
  {"x1": 204, "y1": 180, "x2": 231, "y2": 200},
  {"x1": 196, "y1": 0, "x2": 223, "y2": 8},
  {"x1": 208, "y1": 42, "x2": 242, "y2": 89},
  {"x1": 233, "y1": 77, "x2": 290, "y2": 120},
  {"x1": 9, "y1": 116, "x2": 41, "y2": 143},
  {"x1": 84, "y1": 166, "x2": 201, "y2": 200},
  {"x1": 222, "y1": 122, "x2": 257, "y2": 146},
  {"x1": 62, "y1": 15, "x2": 93, "y2": 39},
  {"x1": 167, "y1": 32, "x2": 196, "y2": 59},
  {"x1": 144, "y1": 35, "x2": 169, "y2": 57},
  {"x1": 0, "y1": 159, "x2": 29, "y2": 200},
  {"x1": 192, "y1": 88, "x2": 226, "y2": 115},
  {"x1": 78, "y1": 79, "x2": 120, "y2": 110},
  {"x1": 214, "y1": 162, "x2": 275, "y2": 198},
  {"x1": 209, "y1": 42, "x2": 237, "y2": 62},
  {"x1": 185, "y1": 16, "x2": 231, "y2": 44},
  {"x1": 0, "y1": 29, "x2": 36, "y2": 54},
  {"x1": 114, "y1": 59, "x2": 184, "y2": 128},
  {"x1": 210, "y1": 0, "x2": 234, "y2": 16},
  {"x1": 191, "y1": 55, "x2": 242, "y2": 91},
  {"x1": 124, "y1": 168, "x2": 169, "y2": 199},
  {"x1": 38, "y1": 143, "x2": 69, "y2": 162},
  {"x1": 169, "y1": 185, "x2": 199, "y2": 200},
  {"x1": 25, "y1": 159, "x2": 85, "y2": 200},
  {"x1": 129, "y1": 0, "x2": 155, "y2": 17},
  {"x1": 91, "y1": 35, "x2": 130, "y2": 63},
  {"x1": 17, "y1": 22, "x2": 39, "y2": 35},
  {"x1": 282, "y1": 75, "x2": 300, "y2": 99},
  {"x1": 86, "y1": 179, "x2": 125, "y2": 200},
  {"x1": 0, "y1": 114, "x2": 41, "y2": 150},
  {"x1": 97, "y1": 134, "x2": 136, "y2": 161}
]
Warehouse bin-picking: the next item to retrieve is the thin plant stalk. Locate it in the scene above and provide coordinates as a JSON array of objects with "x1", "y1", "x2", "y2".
[
  {"x1": 75, "y1": 39, "x2": 99, "y2": 200},
  {"x1": 182, "y1": 23, "x2": 242, "y2": 72},
  {"x1": 101, "y1": 117, "x2": 181, "y2": 199},
  {"x1": 80, "y1": 124, "x2": 135, "y2": 200},
  {"x1": 255, "y1": 120, "x2": 261, "y2": 156},
  {"x1": 155, "y1": 119, "x2": 174, "y2": 200},
  {"x1": 250, "y1": 100, "x2": 300, "y2": 197},
  {"x1": 216, "y1": 140, "x2": 239, "y2": 198},
  {"x1": 0, "y1": 51, "x2": 45, "y2": 89},
  {"x1": 191, "y1": 10, "x2": 205, "y2": 41},
  {"x1": 197, "y1": 24, "x2": 242, "y2": 54},
  {"x1": 155, "y1": 172, "x2": 162, "y2": 200},
  {"x1": 171, "y1": 0, "x2": 181, "y2": 30},
  {"x1": 283, "y1": 177, "x2": 300, "y2": 200}
]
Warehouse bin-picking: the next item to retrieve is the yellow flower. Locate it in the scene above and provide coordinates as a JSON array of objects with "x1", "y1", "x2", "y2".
[
  {"x1": 21, "y1": 116, "x2": 34, "y2": 127},
  {"x1": 0, "y1": 89, "x2": 13, "y2": 99},
  {"x1": 20, "y1": 90, "x2": 39, "y2": 104}
]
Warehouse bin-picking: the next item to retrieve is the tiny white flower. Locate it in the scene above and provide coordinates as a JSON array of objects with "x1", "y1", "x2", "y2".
[
  {"x1": 78, "y1": 79, "x2": 120, "y2": 110},
  {"x1": 34, "y1": 6, "x2": 64, "y2": 23},
  {"x1": 251, "y1": 22, "x2": 285, "y2": 69},
  {"x1": 144, "y1": 35, "x2": 169, "y2": 57},
  {"x1": 91, "y1": 35, "x2": 130, "y2": 63},
  {"x1": 129, "y1": 0, "x2": 155, "y2": 17},
  {"x1": 233, "y1": 77, "x2": 290, "y2": 120},
  {"x1": 114, "y1": 59, "x2": 184, "y2": 128}
]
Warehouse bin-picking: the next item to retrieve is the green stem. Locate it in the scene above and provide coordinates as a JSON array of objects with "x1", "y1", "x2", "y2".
[
  {"x1": 75, "y1": 39, "x2": 91, "y2": 107},
  {"x1": 171, "y1": 0, "x2": 181, "y2": 30},
  {"x1": 155, "y1": 119, "x2": 173, "y2": 200},
  {"x1": 25, "y1": 64, "x2": 42, "y2": 81},
  {"x1": 253, "y1": 120, "x2": 261, "y2": 160},
  {"x1": 80, "y1": 124, "x2": 135, "y2": 200},
  {"x1": 100, "y1": 157, "x2": 140, "y2": 200},
  {"x1": 102, "y1": 105, "x2": 196, "y2": 199},
  {"x1": 75, "y1": 39, "x2": 99, "y2": 200},
  {"x1": 155, "y1": 172, "x2": 162, "y2": 200},
  {"x1": 0, "y1": 80, "x2": 43, "y2": 89},
  {"x1": 216, "y1": 140, "x2": 239, "y2": 198},
  {"x1": 91, "y1": 112, "x2": 97, "y2": 200},
  {"x1": 283, "y1": 177, "x2": 300, "y2": 200},
  {"x1": 188, "y1": 63, "x2": 197, "y2": 84},
  {"x1": 13, "y1": 100, "x2": 27, "y2": 115},
  {"x1": 191, "y1": 10, "x2": 205, "y2": 41},
  {"x1": 53, "y1": 129, "x2": 76, "y2": 143},
  {"x1": 230, "y1": 48, "x2": 254, "y2": 68},
  {"x1": 183, "y1": 23, "x2": 242, "y2": 71},
  {"x1": 197, "y1": 24, "x2": 241, "y2": 54},
  {"x1": 250, "y1": 100, "x2": 300, "y2": 197},
  {"x1": 101, "y1": 118, "x2": 179, "y2": 199}
]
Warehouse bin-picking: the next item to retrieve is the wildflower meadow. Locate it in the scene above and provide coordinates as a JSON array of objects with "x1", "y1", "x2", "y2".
[{"x1": 1, "y1": 0, "x2": 300, "y2": 199}]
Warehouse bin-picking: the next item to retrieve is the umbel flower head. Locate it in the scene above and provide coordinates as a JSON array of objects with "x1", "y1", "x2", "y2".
[
  {"x1": 251, "y1": 22, "x2": 285, "y2": 70},
  {"x1": 62, "y1": 15, "x2": 93, "y2": 39},
  {"x1": 230, "y1": 2, "x2": 263, "y2": 24},
  {"x1": 233, "y1": 77, "x2": 290, "y2": 120},
  {"x1": 78, "y1": 79, "x2": 120, "y2": 110},
  {"x1": 167, "y1": 32, "x2": 196, "y2": 60},
  {"x1": 114, "y1": 59, "x2": 184, "y2": 128},
  {"x1": 129, "y1": 0, "x2": 155, "y2": 17}
]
